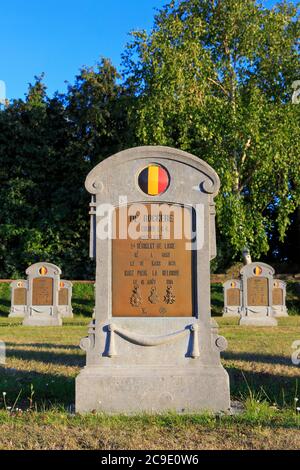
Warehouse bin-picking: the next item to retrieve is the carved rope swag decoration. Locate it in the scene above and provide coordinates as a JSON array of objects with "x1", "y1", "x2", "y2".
[{"x1": 106, "y1": 323, "x2": 200, "y2": 359}]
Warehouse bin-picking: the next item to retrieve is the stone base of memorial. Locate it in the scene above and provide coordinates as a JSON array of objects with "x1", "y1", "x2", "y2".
[
  {"x1": 222, "y1": 307, "x2": 241, "y2": 317},
  {"x1": 57, "y1": 306, "x2": 73, "y2": 318},
  {"x1": 272, "y1": 305, "x2": 288, "y2": 317},
  {"x1": 76, "y1": 318, "x2": 230, "y2": 414},
  {"x1": 239, "y1": 309, "x2": 278, "y2": 326},
  {"x1": 23, "y1": 308, "x2": 63, "y2": 326},
  {"x1": 9, "y1": 307, "x2": 27, "y2": 318}
]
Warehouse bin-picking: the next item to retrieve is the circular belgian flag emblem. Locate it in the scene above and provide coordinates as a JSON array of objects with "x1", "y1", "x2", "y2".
[{"x1": 138, "y1": 164, "x2": 170, "y2": 196}]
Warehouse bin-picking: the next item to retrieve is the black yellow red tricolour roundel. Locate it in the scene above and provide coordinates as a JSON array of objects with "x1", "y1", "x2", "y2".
[{"x1": 138, "y1": 164, "x2": 170, "y2": 196}]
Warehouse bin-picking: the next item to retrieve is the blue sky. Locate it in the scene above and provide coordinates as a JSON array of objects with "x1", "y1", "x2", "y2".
[{"x1": 0, "y1": 0, "x2": 296, "y2": 100}]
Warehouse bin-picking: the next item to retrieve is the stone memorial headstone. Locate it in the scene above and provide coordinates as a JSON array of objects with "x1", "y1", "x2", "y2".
[
  {"x1": 272, "y1": 280, "x2": 288, "y2": 317},
  {"x1": 239, "y1": 262, "x2": 277, "y2": 326},
  {"x1": 58, "y1": 280, "x2": 73, "y2": 318},
  {"x1": 9, "y1": 280, "x2": 28, "y2": 317},
  {"x1": 23, "y1": 262, "x2": 62, "y2": 326},
  {"x1": 76, "y1": 146, "x2": 230, "y2": 414},
  {"x1": 223, "y1": 280, "x2": 242, "y2": 317}
]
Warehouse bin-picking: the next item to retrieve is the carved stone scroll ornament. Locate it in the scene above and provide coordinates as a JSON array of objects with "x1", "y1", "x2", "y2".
[
  {"x1": 107, "y1": 323, "x2": 200, "y2": 359},
  {"x1": 80, "y1": 322, "x2": 96, "y2": 351}
]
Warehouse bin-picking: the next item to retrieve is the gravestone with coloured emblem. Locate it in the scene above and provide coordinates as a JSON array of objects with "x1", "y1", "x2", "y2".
[
  {"x1": 272, "y1": 279, "x2": 288, "y2": 317},
  {"x1": 9, "y1": 280, "x2": 28, "y2": 317},
  {"x1": 222, "y1": 279, "x2": 242, "y2": 317},
  {"x1": 23, "y1": 262, "x2": 63, "y2": 326},
  {"x1": 239, "y1": 262, "x2": 278, "y2": 326},
  {"x1": 58, "y1": 280, "x2": 73, "y2": 318},
  {"x1": 76, "y1": 146, "x2": 230, "y2": 414}
]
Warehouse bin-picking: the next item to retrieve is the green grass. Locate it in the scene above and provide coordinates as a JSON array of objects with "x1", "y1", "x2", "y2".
[{"x1": 0, "y1": 281, "x2": 299, "y2": 449}]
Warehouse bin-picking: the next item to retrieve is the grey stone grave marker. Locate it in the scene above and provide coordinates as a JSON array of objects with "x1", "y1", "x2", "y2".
[
  {"x1": 9, "y1": 280, "x2": 28, "y2": 317},
  {"x1": 239, "y1": 262, "x2": 277, "y2": 326},
  {"x1": 58, "y1": 280, "x2": 73, "y2": 318},
  {"x1": 76, "y1": 146, "x2": 230, "y2": 414},
  {"x1": 222, "y1": 279, "x2": 242, "y2": 317},
  {"x1": 272, "y1": 279, "x2": 288, "y2": 317},
  {"x1": 23, "y1": 262, "x2": 62, "y2": 326}
]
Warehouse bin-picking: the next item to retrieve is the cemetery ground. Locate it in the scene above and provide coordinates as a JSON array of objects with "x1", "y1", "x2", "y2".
[{"x1": 0, "y1": 282, "x2": 299, "y2": 450}]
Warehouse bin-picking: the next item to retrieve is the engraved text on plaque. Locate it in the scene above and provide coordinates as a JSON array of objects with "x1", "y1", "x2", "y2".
[
  {"x1": 14, "y1": 288, "x2": 27, "y2": 306},
  {"x1": 247, "y1": 277, "x2": 268, "y2": 306},
  {"x1": 273, "y1": 288, "x2": 283, "y2": 305},
  {"x1": 227, "y1": 288, "x2": 240, "y2": 306},
  {"x1": 112, "y1": 204, "x2": 194, "y2": 317},
  {"x1": 32, "y1": 278, "x2": 53, "y2": 306},
  {"x1": 59, "y1": 288, "x2": 68, "y2": 306}
]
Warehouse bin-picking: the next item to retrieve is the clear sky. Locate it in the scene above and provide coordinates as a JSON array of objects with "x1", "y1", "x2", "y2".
[{"x1": 0, "y1": 0, "x2": 296, "y2": 100}]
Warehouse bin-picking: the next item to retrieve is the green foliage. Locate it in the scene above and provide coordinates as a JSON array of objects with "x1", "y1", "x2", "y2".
[
  {"x1": 0, "y1": 60, "x2": 128, "y2": 278},
  {"x1": 123, "y1": 0, "x2": 300, "y2": 266}
]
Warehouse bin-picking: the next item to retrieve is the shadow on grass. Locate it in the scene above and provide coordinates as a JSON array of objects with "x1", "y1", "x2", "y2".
[
  {"x1": 227, "y1": 365, "x2": 299, "y2": 406},
  {"x1": 0, "y1": 366, "x2": 75, "y2": 408},
  {"x1": 223, "y1": 351, "x2": 296, "y2": 367},
  {"x1": 5, "y1": 342, "x2": 80, "y2": 351},
  {"x1": 6, "y1": 347, "x2": 85, "y2": 367}
]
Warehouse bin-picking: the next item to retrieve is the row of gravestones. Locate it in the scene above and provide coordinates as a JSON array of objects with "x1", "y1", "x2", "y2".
[
  {"x1": 223, "y1": 262, "x2": 288, "y2": 326},
  {"x1": 9, "y1": 262, "x2": 73, "y2": 325}
]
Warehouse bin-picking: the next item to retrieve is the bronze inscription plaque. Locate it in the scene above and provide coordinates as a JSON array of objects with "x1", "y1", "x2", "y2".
[
  {"x1": 273, "y1": 288, "x2": 283, "y2": 305},
  {"x1": 227, "y1": 288, "x2": 240, "y2": 306},
  {"x1": 32, "y1": 278, "x2": 53, "y2": 306},
  {"x1": 112, "y1": 204, "x2": 194, "y2": 317},
  {"x1": 14, "y1": 288, "x2": 27, "y2": 306},
  {"x1": 59, "y1": 288, "x2": 68, "y2": 306},
  {"x1": 247, "y1": 277, "x2": 268, "y2": 306}
]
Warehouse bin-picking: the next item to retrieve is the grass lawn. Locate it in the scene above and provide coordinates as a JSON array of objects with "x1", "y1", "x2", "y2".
[{"x1": 0, "y1": 282, "x2": 299, "y2": 449}]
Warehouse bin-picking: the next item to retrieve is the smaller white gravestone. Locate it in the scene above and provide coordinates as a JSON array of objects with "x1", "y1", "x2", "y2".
[
  {"x1": 222, "y1": 280, "x2": 242, "y2": 317},
  {"x1": 23, "y1": 262, "x2": 62, "y2": 326},
  {"x1": 9, "y1": 280, "x2": 28, "y2": 317},
  {"x1": 239, "y1": 262, "x2": 277, "y2": 326},
  {"x1": 58, "y1": 280, "x2": 73, "y2": 318},
  {"x1": 272, "y1": 280, "x2": 288, "y2": 317}
]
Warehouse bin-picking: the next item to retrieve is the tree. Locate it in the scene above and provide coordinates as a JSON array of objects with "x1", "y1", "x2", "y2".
[
  {"x1": 66, "y1": 58, "x2": 133, "y2": 167},
  {"x1": 123, "y1": 0, "x2": 300, "y2": 267},
  {"x1": 0, "y1": 60, "x2": 134, "y2": 279},
  {"x1": 0, "y1": 77, "x2": 92, "y2": 278}
]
